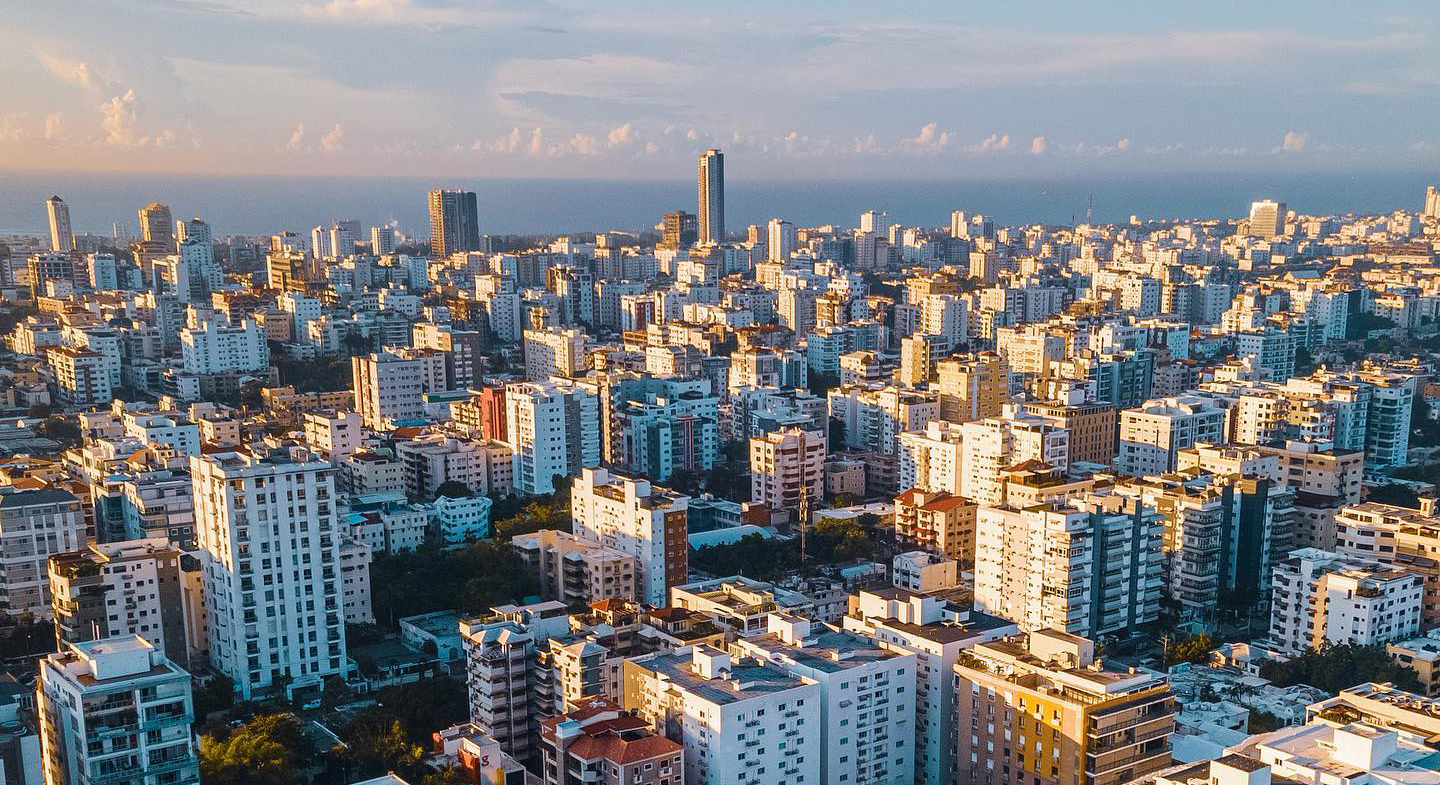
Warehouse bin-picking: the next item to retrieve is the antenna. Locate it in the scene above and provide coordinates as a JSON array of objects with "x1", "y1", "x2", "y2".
[{"x1": 799, "y1": 475, "x2": 811, "y2": 567}]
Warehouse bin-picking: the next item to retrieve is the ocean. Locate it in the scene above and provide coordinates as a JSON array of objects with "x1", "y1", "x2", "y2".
[{"x1": 0, "y1": 169, "x2": 1434, "y2": 239}]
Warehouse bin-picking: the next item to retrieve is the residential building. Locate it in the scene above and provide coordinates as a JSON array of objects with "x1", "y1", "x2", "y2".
[
  {"x1": 571, "y1": 468, "x2": 688, "y2": 607},
  {"x1": 1116, "y1": 396, "x2": 1230, "y2": 477},
  {"x1": 749, "y1": 427, "x2": 824, "y2": 524},
  {"x1": 191, "y1": 449, "x2": 348, "y2": 699},
  {"x1": 0, "y1": 488, "x2": 86, "y2": 618},
  {"x1": 697, "y1": 149, "x2": 725, "y2": 245},
  {"x1": 1267, "y1": 548, "x2": 1423, "y2": 657},
  {"x1": 893, "y1": 490, "x2": 976, "y2": 563},
  {"x1": 953, "y1": 629, "x2": 1176, "y2": 785},
  {"x1": 429, "y1": 189, "x2": 481, "y2": 257},
  {"x1": 513, "y1": 529, "x2": 640, "y2": 606},
  {"x1": 505, "y1": 381, "x2": 601, "y2": 495},
  {"x1": 47, "y1": 538, "x2": 189, "y2": 667},
  {"x1": 537, "y1": 698, "x2": 684, "y2": 785},
  {"x1": 37, "y1": 636, "x2": 198, "y2": 785}
]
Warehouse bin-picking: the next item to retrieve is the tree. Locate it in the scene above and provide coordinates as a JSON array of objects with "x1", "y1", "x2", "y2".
[
  {"x1": 193, "y1": 674, "x2": 235, "y2": 723},
  {"x1": 1368, "y1": 484, "x2": 1421, "y2": 509},
  {"x1": 368, "y1": 542, "x2": 537, "y2": 628},
  {"x1": 433, "y1": 481, "x2": 472, "y2": 499},
  {"x1": 1412, "y1": 396, "x2": 1440, "y2": 448},
  {"x1": 1164, "y1": 634, "x2": 1215, "y2": 666},
  {"x1": 34, "y1": 416, "x2": 82, "y2": 448},
  {"x1": 199, "y1": 713, "x2": 316, "y2": 785},
  {"x1": 808, "y1": 369, "x2": 840, "y2": 398},
  {"x1": 1259, "y1": 643, "x2": 1422, "y2": 694},
  {"x1": 1293, "y1": 346, "x2": 1316, "y2": 375},
  {"x1": 1248, "y1": 708, "x2": 1285, "y2": 733},
  {"x1": 828, "y1": 417, "x2": 847, "y2": 450}
]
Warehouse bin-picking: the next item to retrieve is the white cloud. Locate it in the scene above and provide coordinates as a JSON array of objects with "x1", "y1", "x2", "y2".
[
  {"x1": 1116, "y1": 137, "x2": 1131, "y2": 151},
  {"x1": 155, "y1": 128, "x2": 178, "y2": 148},
  {"x1": 286, "y1": 122, "x2": 306, "y2": 151},
  {"x1": 1029, "y1": 135, "x2": 1047, "y2": 155},
  {"x1": 969, "y1": 133, "x2": 1011, "y2": 154},
  {"x1": 484, "y1": 127, "x2": 524, "y2": 153},
  {"x1": 36, "y1": 52, "x2": 100, "y2": 90},
  {"x1": 1281, "y1": 131, "x2": 1309, "y2": 152},
  {"x1": 44, "y1": 113, "x2": 64, "y2": 141},
  {"x1": 903, "y1": 122, "x2": 950, "y2": 154},
  {"x1": 566, "y1": 132, "x2": 599, "y2": 156},
  {"x1": 99, "y1": 90, "x2": 142, "y2": 146},
  {"x1": 320, "y1": 123, "x2": 344, "y2": 152},
  {"x1": 526, "y1": 127, "x2": 544, "y2": 156},
  {"x1": 606, "y1": 122, "x2": 634, "y2": 147},
  {"x1": 0, "y1": 114, "x2": 25, "y2": 143}
]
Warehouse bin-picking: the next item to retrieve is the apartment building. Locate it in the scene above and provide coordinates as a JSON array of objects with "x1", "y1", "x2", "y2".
[
  {"x1": 936, "y1": 353, "x2": 1009, "y2": 424},
  {"x1": 48, "y1": 538, "x2": 189, "y2": 667},
  {"x1": 670, "y1": 576, "x2": 816, "y2": 638},
  {"x1": 974, "y1": 494, "x2": 1163, "y2": 639},
  {"x1": 959, "y1": 410, "x2": 1069, "y2": 506},
  {"x1": 842, "y1": 588, "x2": 1018, "y2": 785},
  {"x1": 622, "y1": 646, "x2": 821, "y2": 785},
  {"x1": 37, "y1": 636, "x2": 198, "y2": 785},
  {"x1": 352, "y1": 351, "x2": 430, "y2": 430},
  {"x1": 460, "y1": 601, "x2": 572, "y2": 763},
  {"x1": 892, "y1": 551, "x2": 961, "y2": 593},
  {"x1": 733, "y1": 612, "x2": 918, "y2": 785},
  {"x1": 893, "y1": 490, "x2": 976, "y2": 563},
  {"x1": 512, "y1": 529, "x2": 641, "y2": 606},
  {"x1": 0, "y1": 488, "x2": 86, "y2": 618},
  {"x1": 1335, "y1": 502, "x2": 1440, "y2": 630},
  {"x1": 505, "y1": 381, "x2": 602, "y2": 495},
  {"x1": 1116, "y1": 396, "x2": 1230, "y2": 477},
  {"x1": 537, "y1": 699, "x2": 683, "y2": 785},
  {"x1": 191, "y1": 448, "x2": 348, "y2": 699},
  {"x1": 524, "y1": 328, "x2": 587, "y2": 380},
  {"x1": 570, "y1": 469, "x2": 687, "y2": 607},
  {"x1": 953, "y1": 630, "x2": 1175, "y2": 785},
  {"x1": 749, "y1": 427, "x2": 825, "y2": 524},
  {"x1": 1268, "y1": 548, "x2": 1423, "y2": 657}
]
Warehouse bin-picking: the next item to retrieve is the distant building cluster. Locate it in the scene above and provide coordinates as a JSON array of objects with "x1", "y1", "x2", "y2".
[{"x1": 1, "y1": 165, "x2": 1440, "y2": 785}]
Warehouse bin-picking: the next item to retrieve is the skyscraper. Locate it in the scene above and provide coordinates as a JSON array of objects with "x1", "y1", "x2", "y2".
[
  {"x1": 45, "y1": 195, "x2": 73, "y2": 252},
  {"x1": 175, "y1": 217, "x2": 211, "y2": 245},
  {"x1": 138, "y1": 202, "x2": 174, "y2": 248},
  {"x1": 697, "y1": 148, "x2": 724, "y2": 244},
  {"x1": 660, "y1": 210, "x2": 697, "y2": 249},
  {"x1": 428, "y1": 189, "x2": 480, "y2": 257},
  {"x1": 1426, "y1": 185, "x2": 1440, "y2": 219},
  {"x1": 1248, "y1": 199, "x2": 1287, "y2": 238},
  {"x1": 370, "y1": 225, "x2": 395, "y2": 255}
]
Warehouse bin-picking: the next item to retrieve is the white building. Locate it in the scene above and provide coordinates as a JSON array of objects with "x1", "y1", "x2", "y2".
[
  {"x1": 624, "y1": 645, "x2": 821, "y2": 785},
  {"x1": 37, "y1": 636, "x2": 197, "y2": 785},
  {"x1": 1268, "y1": 548, "x2": 1423, "y2": 658},
  {"x1": 178, "y1": 320, "x2": 269, "y2": 375},
  {"x1": 303, "y1": 410, "x2": 365, "y2": 460},
  {"x1": 1117, "y1": 396, "x2": 1231, "y2": 477},
  {"x1": 959, "y1": 409, "x2": 1069, "y2": 506},
  {"x1": 352, "y1": 351, "x2": 430, "y2": 430},
  {"x1": 0, "y1": 488, "x2": 86, "y2": 618},
  {"x1": 749, "y1": 427, "x2": 825, "y2": 523},
  {"x1": 192, "y1": 449, "x2": 349, "y2": 699},
  {"x1": 974, "y1": 493, "x2": 1164, "y2": 639},
  {"x1": 733, "y1": 613, "x2": 917, "y2": 785},
  {"x1": 523, "y1": 328, "x2": 587, "y2": 381},
  {"x1": 504, "y1": 381, "x2": 601, "y2": 495},
  {"x1": 571, "y1": 468, "x2": 688, "y2": 607},
  {"x1": 891, "y1": 551, "x2": 959, "y2": 593}
]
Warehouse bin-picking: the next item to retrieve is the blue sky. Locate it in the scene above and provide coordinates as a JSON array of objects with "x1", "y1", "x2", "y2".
[{"x1": 4, "y1": 0, "x2": 1439, "y2": 178}]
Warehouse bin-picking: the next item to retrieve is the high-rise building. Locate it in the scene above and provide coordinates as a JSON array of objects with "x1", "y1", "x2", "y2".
[
  {"x1": 661, "y1": 210, "x2": 697, "y2": 249},
  {"x1": 370, "y1": 225, "x2": 395, "y2": 255},
  {"x1": 1426, "y1": 185, "x2": 1440, "y2": 219},
  {"x1": 936, "y1": 354, "x2": 1008, "y2": 424},
  {"x1": 0, "y1": 488, "x2": 87, "y2": 618},
  {"x1": 138, "y1": 202, "x2": 174, "y2": 248},
  {"x1": 1116, "y1": 395, "x2": 1230, "y2": 476},
  {"x1": 765, "y1": 218, "x2": 796, "y2": 262},
  {"x1": 523, "y1": 327, "x2": 587, "y2": 380},
  {"x1": 748, "y1": 427, "x2": 825, "y2": 523},
  {"x1": 1268, "y1": 548, "x2": 1423, "y2": 657},
  {"x1": 192, "y1": 449, "x2": 349, "y2": 700},
  {"x1": 732, "y1": 613, "x2": 918, "y2": 785},
  {"x1": 954, "y1": 630, "x2": 1176, "y2": 785},
  {"x1": 351, "y1": 351, "x2": 435, "y2": 430},
  {"x1": 959, "y1": 410, "x2": 1069, "y2": 506},
  {"x1": 175, "y1": 217, "x2": 211, "y2": 245},
  {"x1": 697, "y1": 149, "x2": 724, "y2": 245},
  {"x1": 623, "y1": 645, "x2": 820, "y2": 785},
  {"x1": 505, "y1": 381, "x2": 602, "y2": 495},
  {"x1": 512, "y1": 529, "x2": 640, "y2": 606},
  {"x1": 571, "y1": 468, "x2": 688, "y2": 607},
  {"x1": 429, "y1": 189, "x2": 481, "y2": 257},
  {"x1": 975, "y1": 493, "x2": 1163, "y2": 638},
  {"x1": 37, "y1": 636, "x2": 198, "y2": 785},
  {"x1": 45, "y1": 195, "x2": 73, "y2": 252},
  {"x1": 48, "y1": 539, "x2": 190, "y2": 668},
  {"x1": 1247, "y1": 199, "x2": 1287, "y2": 238}
]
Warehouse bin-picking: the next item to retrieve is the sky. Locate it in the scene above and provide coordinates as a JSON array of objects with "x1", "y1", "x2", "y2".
[{"x1": 4, "y1": 0, "x2": 1440, "y2": 180}]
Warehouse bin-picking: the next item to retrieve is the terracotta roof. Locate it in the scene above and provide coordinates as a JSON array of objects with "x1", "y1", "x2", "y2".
[{"x1": 920, "y1": 495, "x2": 972, "y2": 513}]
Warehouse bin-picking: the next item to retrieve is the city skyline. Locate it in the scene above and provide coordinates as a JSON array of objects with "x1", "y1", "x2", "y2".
[{"x1": 3, "y1": 1, "x2": 1439, "y2": 178}]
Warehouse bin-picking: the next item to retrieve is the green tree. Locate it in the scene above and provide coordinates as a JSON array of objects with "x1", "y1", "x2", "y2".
[
  {"x1": 34, "y1": 416, "x2": 82, "y2": 448},
  {"x1": 1368, "y1": 484, "x2": 1421, "y2": 509},
  {"x1": 199, "y1": 713, "x2": 316, "y2": 785},
  {"x1": 1260, "y1": 643, "x2": 1422, "y2": 694},
  {"x1": 433, "y1": 481, "x2": 472, "y2": 499},
  {"x1": 1164, "y1": 634, "x2": 1215, "y2": 666}
]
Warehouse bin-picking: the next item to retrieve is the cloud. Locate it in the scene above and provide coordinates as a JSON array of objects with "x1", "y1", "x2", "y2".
[
  {"x1": 1029, "y1": 136, "x2": 1047, "y2": 155},
  {"x1": 36, "y1": 52, "x2": 100, "y2": 90},
  {"x1": 286, "y1": 122, "x2": 305, "y2": 151},
  {"x1": 1280, "y1": 131, "x2": 1309, "y2": 152},
  {"x1": 44, "y1": 113, "x2": 64, "y2": 141},
  {"x1": 99, "y1": 90, "x2": 143, "y2": 146},
  {"x1": 902, "y1": 122, "x2": 950, "y2": 154},
  {"x1": 566, "y1": 132, "x2": 599, "y2": 156},
  {"x1": 606, "y1": 122, "x2": 634, "y2": 147},
  {"x1": 154, "y1": 128, "x2": 178, "y2": 148},
  {"x1": 0, "y1": 114, "x2": 25, "y2": 143},
  {"x1": 1116, "y1": 137, "x2": 1131, "y2": 151},
  {"x1": 320, "y1": 124, "x2": 344, "y2": 152},
  {"x1": 526, "y1": 126, "x2": 544, "y2": 156},
  {"x1": 969, "y1": 133, "x2": 1011, "y2": 153}
]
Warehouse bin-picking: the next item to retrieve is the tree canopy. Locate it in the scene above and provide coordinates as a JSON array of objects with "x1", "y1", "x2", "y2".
[
  {"x1": 1260, "y1": 643, "x2": 1422, "y2": 694},
  {"x1": 369, "y1": 541, "x2": 537, "y2": 628},
  {"x1": 199, "y1": 713, "x2": 316, "y2": 785}
]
